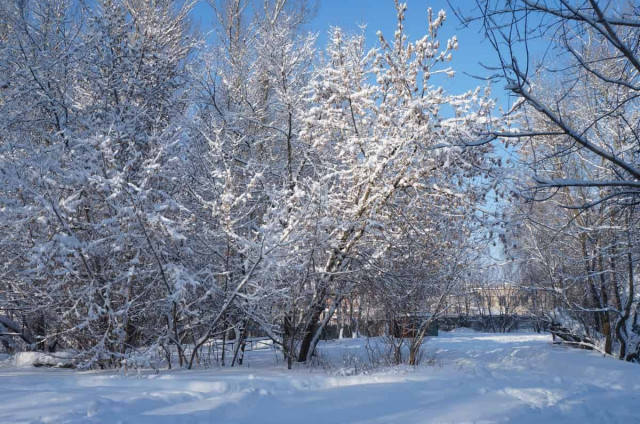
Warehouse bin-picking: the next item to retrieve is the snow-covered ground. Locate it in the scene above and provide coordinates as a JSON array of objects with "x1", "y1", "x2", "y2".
[{"x1": 1, "y1": 332, "x2": 639, "y2": 424}]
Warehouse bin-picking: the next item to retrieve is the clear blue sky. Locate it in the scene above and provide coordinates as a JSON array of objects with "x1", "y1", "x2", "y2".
[
  {"x1": 311, "y1": 1, "x2": 492, "y2": 91},
  {"x1": 191, "y1": 0, "x2": 536, "y2": 110}
]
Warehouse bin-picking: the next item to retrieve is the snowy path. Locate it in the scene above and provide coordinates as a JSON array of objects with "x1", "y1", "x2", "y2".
[{"x1": 1, "y1": 333, "x2": 639, "y2": 424}]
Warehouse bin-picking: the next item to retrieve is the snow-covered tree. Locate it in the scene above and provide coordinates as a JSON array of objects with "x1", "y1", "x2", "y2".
[
  {"x1": 288, "y1": 2, "x2": 498, "y2": 363},
  {"x1": 0, "y1": 0, "x2": 198, "y2": 367},
  {"x1": 1, "y1": 0, "x2": 501, "y2": 369},
  {"x1": 472, "y1": 0, "x2": 640, "y2": 362}
]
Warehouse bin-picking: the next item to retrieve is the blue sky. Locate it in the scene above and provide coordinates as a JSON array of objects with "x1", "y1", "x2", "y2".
[
  {"x1": 311, "y1": 1, "x2": 494, "y2": 90},
  {"x1": 190, "y1": 0, "x2": 532, "y2": 110}
]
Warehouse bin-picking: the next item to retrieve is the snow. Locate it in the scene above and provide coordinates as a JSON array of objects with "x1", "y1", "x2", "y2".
[
  {"x1": 1, "y1": 333, "x2": 639, "y2": 424},
  {"x1": 12, "y1": 352, "x2": 75, "y2": 368}
]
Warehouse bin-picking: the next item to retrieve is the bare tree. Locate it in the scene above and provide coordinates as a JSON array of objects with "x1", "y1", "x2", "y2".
[{"x1": 469, "y1": 0, "x2": 640, "y2": 361}]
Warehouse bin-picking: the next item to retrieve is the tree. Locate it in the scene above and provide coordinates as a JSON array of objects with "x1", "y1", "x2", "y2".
[
  {"x1": 0, "y1": 0, "x2": 198, "y2": 367},
  {"x1": 475, "y1": 0, "x2": 640, "y2": 360},
  {"x1": 184, "y1": 0, "x2": 318, "y2": 368},
  {"x1": 0, "y1": 0, "x2": 502, "y2": 370},
  {"x1": 290, "y1": 2, "x2": 499, "y2": 363}
]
